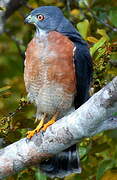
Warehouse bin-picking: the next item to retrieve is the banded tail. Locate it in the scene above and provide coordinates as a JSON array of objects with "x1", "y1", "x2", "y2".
[{"x1": 39, "y1": 144, "x2": 81, "y2": 178}]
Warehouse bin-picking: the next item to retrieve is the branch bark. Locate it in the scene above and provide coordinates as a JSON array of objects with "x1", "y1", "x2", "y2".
[{"x1": 0, "y1": 77, "x2": 117, "y2": 179}]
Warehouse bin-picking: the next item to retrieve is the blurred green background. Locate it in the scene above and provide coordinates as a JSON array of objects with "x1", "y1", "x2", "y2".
[{"x1": 0, "y1": 0, "x2": 117, "y2": 179}]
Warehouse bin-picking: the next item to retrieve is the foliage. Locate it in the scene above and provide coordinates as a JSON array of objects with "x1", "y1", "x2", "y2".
[{"x1": 0, "y1": 0, "x2": 117, "y2": 179}]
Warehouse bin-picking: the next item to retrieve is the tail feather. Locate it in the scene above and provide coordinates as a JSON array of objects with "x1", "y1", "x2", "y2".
[{"x1": 39, "y1": 145, "x2": 81, "y2": 178}]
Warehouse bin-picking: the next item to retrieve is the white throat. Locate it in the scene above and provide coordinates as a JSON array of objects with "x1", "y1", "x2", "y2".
[{"x1": 35, "y1": 27, "x2": 47, "y2": 38}]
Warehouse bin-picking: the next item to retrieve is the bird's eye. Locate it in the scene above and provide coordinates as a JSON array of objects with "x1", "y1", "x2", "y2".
[{"x1": 37, "y1": 14, "x2": 44, "y2": 21}]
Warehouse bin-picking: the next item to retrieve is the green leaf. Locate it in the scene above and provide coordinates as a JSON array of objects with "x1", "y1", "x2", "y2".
[
  {"x1": 35, "y1": 169, "x2": 47, "y2": 180},
  {"x1": 96, "y1": 159, "x2": 115, "y2": 180},
  {"x1": 90, "y1": 37, "x2": 107, "y2": 56},
  {"x1": 113, "y1": 112, "x2": 117, "y2": 116},
  {"x1": 109, "y1": 8, "x2": 117, "y2": 27},
  {"x1": 65, "y1": 173, "x2": 82, "y2": 180},
  {"x1": 77, "y1": 19, "x2": 90, "y2": 39},
  {"x1": 97, "y1": 29, "x2": 109, "y2": 40},
  {"x1": 95, "y1": 47, "x2": 106, "y2": 60},
  {"x1": 0, "y1": 86, "x2": 11, "y2": 94},
  {"x1": 0, "y1": 7, "x2": 6, "y2": 11},
  {"x1": 79, "y1": 146, "x2": 87, "y2": 158},
  {"x1": 79, "y1": 0, "x2": 89, "y2": 8}
]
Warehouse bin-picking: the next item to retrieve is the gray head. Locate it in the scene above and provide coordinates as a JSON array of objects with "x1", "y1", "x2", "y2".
[
  {"x1": 24, "y1": 6, "x2": 86, "y2": 44},
  {"x1": 24, "y1": 6, "x2": 64, "y2": 33}
]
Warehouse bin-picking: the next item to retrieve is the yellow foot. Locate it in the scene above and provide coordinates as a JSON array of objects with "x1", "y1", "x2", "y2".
[
  {"x1": 26, "y1": 113, "x2": 46, "y2": 139},
  {"x1": 42, "y1": 112, "x2": 58, "y2": 131},
  {"x1": 26, "y1": 130, "x2": 36, "y2": 139}
]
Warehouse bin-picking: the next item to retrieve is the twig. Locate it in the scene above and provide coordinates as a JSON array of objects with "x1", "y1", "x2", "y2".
[
  {"x1": 5, "y1": 29, "x2": 25, "y2": 59},
  {"x1": 0, "y1": 98, "x2": 29, "y2": 134},
  {"x1": 87, "y1": 8, "x2": 117, "y2": 32},
  {"x1": 0, "y1": 0, "x2": 29, "y2": 34}
]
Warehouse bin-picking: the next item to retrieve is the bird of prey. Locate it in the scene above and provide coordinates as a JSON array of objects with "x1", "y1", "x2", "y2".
[{"x1": 24, "y1": 6, "x2": 92, "y2": 178}]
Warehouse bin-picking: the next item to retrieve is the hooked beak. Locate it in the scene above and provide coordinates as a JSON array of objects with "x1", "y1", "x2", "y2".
[{"x1": 24, "y1": 14, "x2": 34, "y2": 24}]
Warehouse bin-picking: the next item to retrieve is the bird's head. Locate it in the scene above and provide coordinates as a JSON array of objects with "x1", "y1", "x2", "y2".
[{"x1": 24, "y1": 6, "x2": 64, "y2": 35}]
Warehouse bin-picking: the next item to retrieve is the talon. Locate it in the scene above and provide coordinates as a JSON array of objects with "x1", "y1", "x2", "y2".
[
  {"x1": 41, "y1": 121, "x2": 56, "y2": 131},
  {"x1": 26, "y1": 113, "x2": 46, "y2": 139},
  {"x1": 42, "y1": 119, "x2": 55, "y2": 131},
  {"x1": 42, "y1": 112, "x2": 58, "y2": 131},
  {"x1": 26, "y1": 130, "x2": 36, "y2": 139}
]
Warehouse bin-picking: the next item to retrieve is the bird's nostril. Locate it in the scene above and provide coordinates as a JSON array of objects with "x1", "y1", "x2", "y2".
[{"x1": 24, "y1": 15, "x2": 32, "y2": 23}]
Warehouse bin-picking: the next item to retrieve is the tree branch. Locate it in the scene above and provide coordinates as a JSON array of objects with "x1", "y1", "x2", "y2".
[
  {"x1": 0, "y1": 0, "x2": 28, "y2": 34},
  {"x1": 0, "y1": 77, "x2": 117, "y2": 179},
  {"x1": 109, "y1": 60, "x2": 117, "y2": 67}
]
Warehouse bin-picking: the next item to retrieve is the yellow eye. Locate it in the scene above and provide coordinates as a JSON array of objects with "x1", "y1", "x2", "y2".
[{"x1": 37, "y1": 14, "x2": 44, "y2": 21}]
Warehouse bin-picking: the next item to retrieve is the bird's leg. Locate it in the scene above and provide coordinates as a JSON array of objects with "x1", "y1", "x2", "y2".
[
  {"x1": 42, "y1": 112, "x2": 59, "y2": 131},
  {"x1": 26, "y1": 113, "x2": 46, "y2": 139}
]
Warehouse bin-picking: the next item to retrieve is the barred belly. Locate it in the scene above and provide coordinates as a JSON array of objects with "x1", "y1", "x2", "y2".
[
  {"x1": 24, "y1": 31, "x2": 76, "y2": 119},
  {"x1": 28, "y1": 82, "x2": 74, "y2": 116}
]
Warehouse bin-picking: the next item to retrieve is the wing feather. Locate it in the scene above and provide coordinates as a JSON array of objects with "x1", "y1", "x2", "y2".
[{"x1": 73, "y1": 43, "x2": 92, "y2": 108}]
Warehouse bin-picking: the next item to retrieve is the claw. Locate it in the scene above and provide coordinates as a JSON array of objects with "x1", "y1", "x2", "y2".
[
  {"x1": 26, "y1": 113, "x2": 46, "y2": 139},
  {"x1": 42, "y1": 112, "x2": 58, "y2": 131},
  {"x1": 26, "y1": 130, "x2": 36, "y2": 139},
  {"x1": 26, "y1": 112, "x2": 58, "y2": 138}
]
